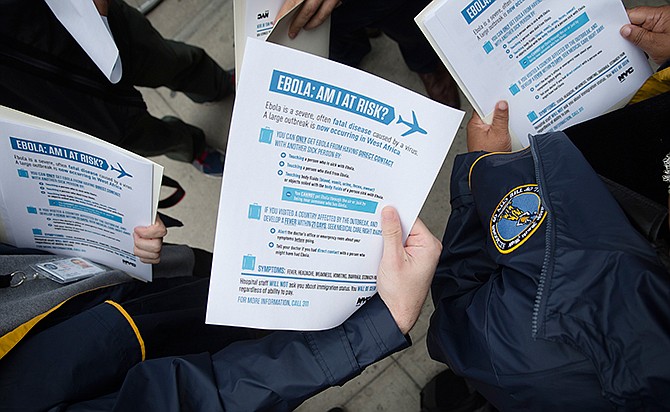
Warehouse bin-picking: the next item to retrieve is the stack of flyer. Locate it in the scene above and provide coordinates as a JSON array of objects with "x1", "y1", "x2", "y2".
[{"x1": 0, "y1": 106, "x2": 163, "y2": 281}]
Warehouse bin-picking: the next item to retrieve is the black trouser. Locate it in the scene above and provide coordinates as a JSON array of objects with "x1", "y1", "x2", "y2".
[
  {"x1": 330, "y1": 0, "x2": 439, "y2": 73},
  {"x1": 108, "y1": 0, "x2": 231, "y2": 103},
  {"x1": 0, "y1": 0, "x2": 225, "y2": 161}
]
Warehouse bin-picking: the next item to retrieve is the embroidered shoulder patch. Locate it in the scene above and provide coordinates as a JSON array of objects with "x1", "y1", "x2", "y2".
[{"x1": 490, "y1": 184, "x2": 547, "y2": 254}]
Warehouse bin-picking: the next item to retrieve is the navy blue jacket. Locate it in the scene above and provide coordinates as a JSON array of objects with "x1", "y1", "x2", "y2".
[
  {"x1": 0, "y1": 290, "x2": 407, "y2": 411},
  {"x1": 428, "y1": 133, "x2": 670, "y2": 411},
  {"x1": 106, "y1": 295, "x2": 408, "y2": 412}
]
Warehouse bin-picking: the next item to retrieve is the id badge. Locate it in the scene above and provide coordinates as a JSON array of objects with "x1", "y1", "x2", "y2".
[{"x1": 35, "y1": 257, "x2": 105, "y2": 284}]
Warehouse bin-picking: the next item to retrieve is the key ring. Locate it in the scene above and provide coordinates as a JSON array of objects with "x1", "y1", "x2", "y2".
[
  {"x1": 9, "y1": 271, "x2": 28, "y2": 288},
  {"x1": 1, "y1": 270, "x2": 39, "y2": 288}
]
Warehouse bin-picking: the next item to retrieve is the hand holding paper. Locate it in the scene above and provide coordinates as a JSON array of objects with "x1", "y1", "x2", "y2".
[
  {"x1": 133, "y1": 215, "x2": 167, "y2": 264},
  {"x1": 621, "y1": 6, "x2": 670, "y2": 65},
  {"x1": 377, "y1": 207, "x2": 441, "y2": 335},
  {"x1": 466, "y1": 100, "x2": 512, "y2": 152}
]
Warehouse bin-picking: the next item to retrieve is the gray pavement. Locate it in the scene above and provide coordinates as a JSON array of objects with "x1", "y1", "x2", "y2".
[{"x1": 140, "y1": 0, "x2": 666, "y2": 410}]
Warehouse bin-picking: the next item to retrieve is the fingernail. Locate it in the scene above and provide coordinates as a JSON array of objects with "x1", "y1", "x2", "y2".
[
  {"x1": 381, "y1": 206, "x2": 396, "y2": 221},
  {"x1": 621, "y1": 26, "x2": 632, "y2": 37},
  {"x1": 497, "y1": 101, "x2": 508, "y2": 110}
]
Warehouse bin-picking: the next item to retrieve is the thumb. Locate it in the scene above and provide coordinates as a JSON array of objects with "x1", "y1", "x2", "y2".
[
  {"x1": 490, "y1": 100, "x2": 509, "y2": 133},
  {"x1": 381, "y1": 206, "x2": 404, "y2": 263}
]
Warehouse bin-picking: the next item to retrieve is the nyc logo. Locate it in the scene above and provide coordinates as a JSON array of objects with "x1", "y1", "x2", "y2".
[{"x1": 490, "y1": 184, "x2": 546, "y2": 254}]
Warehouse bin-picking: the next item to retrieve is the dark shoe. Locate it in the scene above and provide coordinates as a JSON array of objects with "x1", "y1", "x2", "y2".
[
  {"x1": 185, "y1": 68, "x2": 235, "y2": 103},
  {"x1": 420, "y1": 369, "x2": 488, "y2": 412},
  {"x1": 160, "y1": 115, "x2": 207, "y2": 163},
  {"x1": 418, "y1": 63, "x2": 461, "y2": 109},
  {"x1": 192, "y1": 146, "x2": 225, "y2": 176},
  {"x1": 208, "y1": 69, "x2": 236, "y2": 102}
]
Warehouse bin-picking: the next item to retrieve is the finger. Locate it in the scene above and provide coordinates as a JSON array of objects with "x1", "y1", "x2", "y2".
[
  {"x1": 150, "y1": 215, "x2": 167, "y2": 238},
  {"x1": 621, "y1": 23, "x2": 652, "y2": 46},
  {"x1": 134, "y1": 246, "x2": 160, "y2": 259},
  {"x1": 134, "y1": 219, "x2": 167, "y2": 240},
  {"x1": 288, "y1": 0, "x2": 321, "y2": 38},
  {"x1": 490, "y1": 100, "x2": 509, "y2": 133},
  {"x1": 620, "y1": 24, "x2": 668, "y2": 62},
  {"x1": 135, "y1": 250, "x2": 160, "y2": 265},
  {"x1": 276, "y1": 0, "x2": 299, "y2": 20},
  {"x1": 405, "y1": 217, "x2": 430, "y2": 246},
  {"x1": 489, "y1": 100, "x2": 512, "y2": 151},
  {"x1": 303, "y1": 0, "x2": 340, "y2": 30},
  {"x1": 627, "y1": 7, "x2": 660, "y2": 28},
  {"x1": 380, "y1": 206, "x2": 404, "y2": 264},
  {"x1": 134, "y1": 241, "x2": 162, "y2": 256},
  {"x1": 134, "y1": 226, "x2": 166, "y2": 240},
  {"x1": 405, "y1": 218, "x2": 442, "y2": 264},
  {"x1": 133, "y1": 237, "x2": 161, "y2": 263},
  {"x1": 133, "y1": 232, "x2": 163, "y2": 254}
]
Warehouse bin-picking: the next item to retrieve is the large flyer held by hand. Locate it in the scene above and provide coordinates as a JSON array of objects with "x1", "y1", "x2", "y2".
[
  {"x1": 207, "y1": 40, "x2": 463, "y2": 330},
  {"x1": 417, "y1": 0, "x2": 652, "y2": 147}
]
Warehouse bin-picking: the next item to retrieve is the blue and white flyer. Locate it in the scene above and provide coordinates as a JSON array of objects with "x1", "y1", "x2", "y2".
[
  {"x1": 206, "y1": 40, "x2": 463, "y2": 330},
  {"x1": 0, "y1": 106, "x2": 162, "y2": 281},
  {"x1": 417, "y1": 0, "x2": 652, "y2": 146}
]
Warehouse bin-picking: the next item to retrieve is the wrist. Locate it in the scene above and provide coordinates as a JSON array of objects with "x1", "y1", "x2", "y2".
[{"x1": 383, "y1": 298, "x2": 424, "y2": 335}]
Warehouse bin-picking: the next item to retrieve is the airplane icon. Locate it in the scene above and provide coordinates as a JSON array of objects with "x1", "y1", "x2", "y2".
[
  {"x1": 110, "y1": 162, "x2": 133, "y2": 179},
  {"x1": 397, "y1": 110, "x2": 427, "y2": 137}
]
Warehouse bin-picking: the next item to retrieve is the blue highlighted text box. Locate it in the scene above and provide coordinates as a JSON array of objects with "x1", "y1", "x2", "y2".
[
  {"x1": 48, "y1": 199, "x2": 122, "y2": 223},
  {"x1": 282, "y1": 187, "x2": 377, "y2": 213}
]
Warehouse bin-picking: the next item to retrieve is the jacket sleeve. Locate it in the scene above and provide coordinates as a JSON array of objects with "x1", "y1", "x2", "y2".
[
  {"x1": 426, "y1": 153, "x2": 499, "y2": 369},
  {"x1": 431, "y1": 153, "x2": 498, "y2": 302},
  {"x1": 106, "y1": 294, "x2": 409, "y2": 412}
]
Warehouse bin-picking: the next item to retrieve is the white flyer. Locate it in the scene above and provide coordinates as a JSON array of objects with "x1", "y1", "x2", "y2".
[
  {"x1": 206, "y1": 40, "x2": 464, "y2": 330},
  {"x1": 0, "y1": 106, "x2": 162, "y2": 281},
  {"x1": 417, "y1": 0, "x2": 652, "y2": 146},
  {"x1": 45, "y1": 0, "x2": 122, "y2": 83}
]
